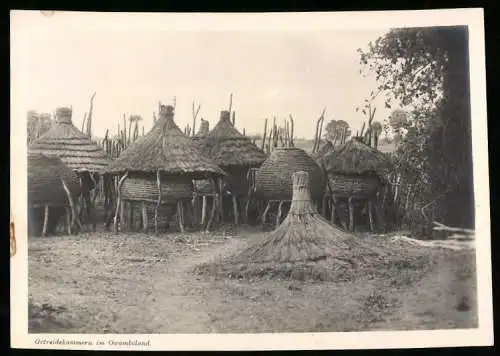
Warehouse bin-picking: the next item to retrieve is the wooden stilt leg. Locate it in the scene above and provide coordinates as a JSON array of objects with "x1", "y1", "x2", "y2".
[
  {"x1": 206, "y1": 195, "x2": 217, "y2": 232},
  {"x1": 244, "y1": 196, "x2": 250, "y2": 225},
  {"x1": 66, "y1": 207, "x2": 71, "y2": 235},
  {"x1": 201, "y1": 195, "x2": 207, "y2": 227},
  {"x1": 142, "y1": 202, "x2": 148, "y2": 233},
  {"x1": 42, "y1": 204, "x2": 49, "y2": 237},
  {"x1": 120, "y1": 201, "x2": 125, "y2": 230},
  {"x1": 61, "y1": 178, "x2": 78, "y2": 233},
  {"x1": 218, "y1": 179, "x2": 224, "y2": 224},
  {"x1": 348, "y1": 197, "x2": 354, "y2": 232},
  {"x1": 128, "y1": 201, "x2": 134, "y2": 232},
  {"x1": 113, "y1": 172, "x2": 128, "y2": 234},
  {"x1": 178, "y1": 200, "x2": 185, "y2": 233},
  {"x1": 155, "y1": 169, "x2": 161, "y2": 235},
  {"x1": 322, "y1": 195, "x2": 327, "y2": 218},
  {"x1": 232, "y1": 195, "x2": 239, "y2": 226},
  {"x1": 261, "y1": 201, "x2": 271, "y2": 226},
  {"x1": 368, "y1": 198, "x2": 375, "y2": 232},
  {"x1": 330, "y1": 197, "x2": 336, "y2": 224},
  {"x1": 276, "y1": 200, "x2": 284, "y2": 229}
]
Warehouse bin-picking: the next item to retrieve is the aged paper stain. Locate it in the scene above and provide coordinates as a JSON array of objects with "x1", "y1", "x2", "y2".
[
  {"x1": 10, "y1": 219, "x2": 16, "y2": 257},
  {"x1": 40, "y1": 11, "x2": 55, "y2": 17}
]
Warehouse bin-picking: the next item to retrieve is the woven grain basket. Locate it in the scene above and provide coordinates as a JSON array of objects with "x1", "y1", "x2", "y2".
[
  {"x1": 28, "y1": 153, "x2": 81, "y2": 207},
  {"x1": 327, "y1": 173, "x2": 380, "y2": 198},
  {"x1": 254, "y1": 147, "x2": 325, "y2": 201},
  {"x1": 121, "y1": 176, "x2": 194, "y2": 203}
]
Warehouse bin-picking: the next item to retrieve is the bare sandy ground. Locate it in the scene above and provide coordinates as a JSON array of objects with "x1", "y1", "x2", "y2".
[{"x1": 28, "y1": 228, "x2": 477, "y2": 333}]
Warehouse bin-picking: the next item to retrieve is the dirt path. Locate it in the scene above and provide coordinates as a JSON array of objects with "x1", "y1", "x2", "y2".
[{"x1": 28, "y1": 231, "x2": 252, "y2": 333}]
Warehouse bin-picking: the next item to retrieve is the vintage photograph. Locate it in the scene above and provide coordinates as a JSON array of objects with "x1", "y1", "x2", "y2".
[{"x1": 10, "y1": 9, "x2": 492, "y2": 351}]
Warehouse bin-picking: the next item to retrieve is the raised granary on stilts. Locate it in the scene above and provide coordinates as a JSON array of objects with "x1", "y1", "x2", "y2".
[
  {"x1": 104, "y1": 104, "x2": 226, "y2": 234},
  {"x1": 195, "y1": 110, "x2": 267, "y2": 225},
  {"x1": 195, "y1": 171, "x2": 427, "y2": 282},
  {"x1": 29, "y1": 107, "x2": 112, "y2": 231},
  {"x1": 253, "y1": 147, "x2": 326, "y2": 227},
  {"x1": 319, "y1": 137, "x2": 392, "y2": 232},
  {"x1": 28, "y1": 153, "x2": 81, "y2": 237}
]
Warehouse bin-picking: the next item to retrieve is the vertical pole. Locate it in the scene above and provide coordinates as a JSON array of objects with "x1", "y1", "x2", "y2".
[
  {"x1": 42, "y1": 204, "x2": 49, "y2": 237},
  {"x1": 276, "y1": 200, "x2": 284, "y2": 229},
  {"x1": 232, "y1": 195, "x2": 239, "y2": 226},
  {"x1": 201, "y1": 195, "x2": 207, "y2": 227},
  {"x1": 348, "y1": 197, "x2": 354, "y2": 232},
  {"x1": 368, "y1": 198, "x2": 375, "y2": 232},
  {"x1": 66, "y1": 207, "x2": 72, "y2": 235},
  {"x1": 142, "y1": 201, "x2": 148, "y2": 233}
]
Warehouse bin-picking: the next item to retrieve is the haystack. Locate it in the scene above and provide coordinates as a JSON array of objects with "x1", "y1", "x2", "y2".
[
  {"x1": 29, "y1": 107, "x2": 112, "y2": 231},
  {"x1": 28, "y1": 153, "x2": 81, "y2": 236},
  {"x1": 311, "y1": 140, "x2": 337, "y2": 161},
  {"x1": 104, "y1": 105, "x2": 226, "y2": 233},
  {"x1": 196, "y1": 171, "x2": 427, "y2": 282}
]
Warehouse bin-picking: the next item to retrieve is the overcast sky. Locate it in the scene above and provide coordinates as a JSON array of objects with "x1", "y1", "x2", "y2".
[{"x1": 12, "y1": 12, "x2": 393, "y2": 139}]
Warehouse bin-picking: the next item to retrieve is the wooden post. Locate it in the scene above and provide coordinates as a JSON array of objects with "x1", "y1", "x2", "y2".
[
  {"x1": 206, "y1": 195, "x2": 217, "y2": 232},
  {"x1": 178, "y1": 200, "x2": 185, "y2": 233},
  {"x1": 244, "y1": 197, "x2": 251, "y2": 225},
  {"x1": 42, "y1": 203, "x2": 49, "y2": 237},
  {"x1": 155, "y1": 169, "x2": 161, "y2": 234},
  {"x1": 65, "y1": 207, "x2": 72, "y2": 234},
  {"x1": 232, "y1": 195, "x2": 239, "y2": 226},
  {"x1": 276, "y1": 200, "x2": 284, "y2": 228},
  {"x1": 218, "y1": 178, "x2": 224, "y2": 224},
  {"x1": 348, "y1": 197, "x2": 354, "y2": 232},
  {"x1": 61, "y1": 178, "x2": 79, "y2": 232},
  {"x1": 113, "y1": 172, "x2": 128, "y2": 234},
  {"x1": 128, "y1": 201, "x2": 134, "y2": 232},
  {"x1": 261, "y1": 201, "x2": 271, "y2": 226},
  {"x1": 142, "y1": 202, "x2": 148, "y2": 233},
  {"x1": 368, "y1": 199, "x2": 375, "y2": 232},
  {"x1": 201, "y1": 195, "x2": 207, "y2": 227}
]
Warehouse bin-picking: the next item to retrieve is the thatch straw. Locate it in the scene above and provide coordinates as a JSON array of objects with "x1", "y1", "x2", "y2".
[
  {"x1": 311, "y1": 140, "x2": 336, "y2": 160},
  {"x1": 195, "y1": 171, "x2": 430, "y2": 282},
  {"x1": 104, "y1": 105, "x2": 226, "y2": 179},
  {"x1": 29, "y1": 107, "x2": 111, "y2": 173},
  {"x1": 254, "y1": 147, "x2": 326, "y2": 201},
  {"x1": 196, "y1": 110, "x2": 267, "y2": 169},
  {"x1": 320, "y1": 138, "x2": 392, "y2": 176},
  {"x1": 28, "y1": 153, "x2": 81, "y2": 207}
]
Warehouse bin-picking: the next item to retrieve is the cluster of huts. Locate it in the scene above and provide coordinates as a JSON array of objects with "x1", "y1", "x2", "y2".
[{"x1": 27, "y1": 103, "x2": 392, "y2": 237}]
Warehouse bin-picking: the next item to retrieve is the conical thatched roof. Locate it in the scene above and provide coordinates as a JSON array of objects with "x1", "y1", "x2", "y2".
[
  {"x1": 311, "y1": 140, "x2": 338, "y2": 161},
  {"x1": 29, "y1": 107, "x2": 111, "y2": 173},
  {"x1": 104, "y1": 105, "x2": 226, "y2": 179},
  {"x1": 320, "y1": 138, "x2": 392, "y2": 176},
  {"x1": 28, "y1": 153, "x2": 81, "y2": 207},
  {"x1": 196, "y1": 110, "x2": 267, "y2": 168},
  {"x1": 254, "y1": 147, "x2": 326, "y2": 201}
]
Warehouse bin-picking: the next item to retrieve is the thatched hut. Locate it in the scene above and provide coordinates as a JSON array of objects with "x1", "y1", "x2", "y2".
[
  {"x1": 104, "y1": 105, "x2": 226, "y2": 233},
  {"x1": 29, "y1": 107, "x2": 112, "y2": 230},
  {"x1": 28, "y1": 153, "x2": 81, "y2": 236},
  {"x1": 195, "y1": 110, "x2": 267, "y2": 225},
  {"x1": 253, "y1": 147, "x2": 326, "y2": 227},
  {"x1": 319, "y1": 137, "x2": 392, "y2": 232}
]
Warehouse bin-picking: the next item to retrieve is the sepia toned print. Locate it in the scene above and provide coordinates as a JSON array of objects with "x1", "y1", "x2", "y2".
[{"x1": 10, "y1": 9, "x2": 492, "y2": 351}]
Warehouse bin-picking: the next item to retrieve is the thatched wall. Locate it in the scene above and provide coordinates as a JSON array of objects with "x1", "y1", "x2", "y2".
[
  {"x1": 326, "y1": 173, "x2": 381, "y2": 198},
  {"x1": 28, "y1": 153, "x2": 81, "y2": 207},
  {"x1": 121, "y1": 174, "x2": 194, "y2": 203},
  {"x1": 254, "y1": 147, "x2": 326, "y2": 201}
]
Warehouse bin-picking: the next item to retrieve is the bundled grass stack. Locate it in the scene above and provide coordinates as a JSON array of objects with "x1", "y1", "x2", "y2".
[
  {"x1": 195, "y1": 110, "x2": 267, "y2": 225},
  {"x1": 28, "y1": 153, "x2": 81, "y2": 237},
  {"x1": 29, "y1": 107, "x2": 112, "y2": 231},
  {"x1": 319, "y1": 138, "x2": 392, "y2": 232},
  {"x1": 311, "y1": 140, "x2": 337, "y2": 162},
  {"x1": 253, "y1": 147, "x2": 326, "y2": 227},
  {"x1": 104, "y1": 104, "x2": 226, "y2": 234},
  {"x1": 196, "y1": 171, "x2": 428, "y2": 282}
]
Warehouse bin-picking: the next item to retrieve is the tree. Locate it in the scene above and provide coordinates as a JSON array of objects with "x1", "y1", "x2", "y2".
[
  {"x1": 324, "y1": 119, "x2": 351, "y2": 145},
  {"x1": 388, "y1": 109, "x2": 408, "y2": 134},
  {"x1": 359, "y1": 26, "x2": 474, "y2": 228}
]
